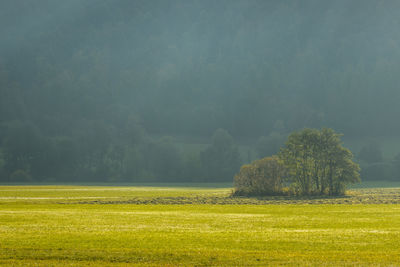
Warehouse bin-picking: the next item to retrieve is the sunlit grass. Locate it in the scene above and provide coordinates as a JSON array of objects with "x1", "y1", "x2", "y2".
[
  {"x1": 0, "y1": 185, "x2": 230, "y2": 204},
  {"x1": 1, "y1": 185, "x2": 400, "y2": 266}
]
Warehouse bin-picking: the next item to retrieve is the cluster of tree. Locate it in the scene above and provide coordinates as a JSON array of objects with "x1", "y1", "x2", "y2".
[
  {"x1": 234, "y1": 128, "x2": 360, "y2": 196},
  {"x1": 0, "y1": 123, "x2": 241, "y2": 183}
]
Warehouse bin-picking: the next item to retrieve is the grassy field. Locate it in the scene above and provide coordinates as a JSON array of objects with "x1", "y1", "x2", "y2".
[{"x1": 1, "y1": 184, "x2": 400, "y2": 266}]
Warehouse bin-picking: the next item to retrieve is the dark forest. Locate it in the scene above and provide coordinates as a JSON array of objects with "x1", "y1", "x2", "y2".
[{"x1": 1, "y1": 0, "x2": 400, "y2": 183}]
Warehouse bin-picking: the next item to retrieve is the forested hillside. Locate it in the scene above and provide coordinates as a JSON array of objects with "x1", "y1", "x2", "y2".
[{"x1": 1, "y1": 0, "x2": 400, "y2": 182}]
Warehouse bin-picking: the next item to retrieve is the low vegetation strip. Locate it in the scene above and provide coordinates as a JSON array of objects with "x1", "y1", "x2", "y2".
[
  {"x1": 2, "y1": 185, "x2": 400, "y2": 205},
  {"x1": 74, "y1": 188, "x2": 400, "y2": 205}
]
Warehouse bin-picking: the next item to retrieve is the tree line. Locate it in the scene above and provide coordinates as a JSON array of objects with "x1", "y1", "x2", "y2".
[{"x1": 0, "y1": 122, "x2": 242, "y2": 183}]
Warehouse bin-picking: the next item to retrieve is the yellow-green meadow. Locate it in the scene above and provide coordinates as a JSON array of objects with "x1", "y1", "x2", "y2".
[{"x1": 1, "y1": 185, "x2": 400, "y2": 266}]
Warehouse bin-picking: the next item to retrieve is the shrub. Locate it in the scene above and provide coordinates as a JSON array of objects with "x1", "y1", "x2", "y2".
[{"x1": 233, "y1": 156, "x2": 287, "y2": 196}]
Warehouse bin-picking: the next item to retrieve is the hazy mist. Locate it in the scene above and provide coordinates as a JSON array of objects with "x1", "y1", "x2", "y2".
[{"x1": 1, "y1": 0, "x2": 400, "y2": 183}]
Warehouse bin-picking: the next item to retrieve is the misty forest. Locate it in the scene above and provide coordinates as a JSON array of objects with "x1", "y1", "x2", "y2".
[{"x1": 1, "y1": 0, "x2": 400, "y2": 184}]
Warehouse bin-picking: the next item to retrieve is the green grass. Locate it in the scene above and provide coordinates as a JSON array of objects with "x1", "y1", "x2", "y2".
[{"x1": 1, "y1": 185, "x2": 400, "y2": 266}]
